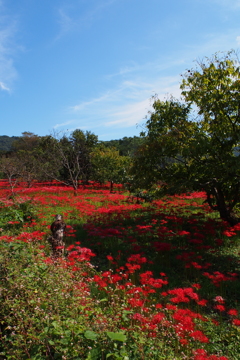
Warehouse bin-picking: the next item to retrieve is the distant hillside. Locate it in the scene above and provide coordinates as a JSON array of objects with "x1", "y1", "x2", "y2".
[
  {"x1": 0, "y1": 135, "x2": 20, "y2": 152},
  {"x1": 101, "y1": 136, "x2": 144, "y2": 156},
  {"x1": 0, "y1": 134, "x2": 144, "y2": 155}
]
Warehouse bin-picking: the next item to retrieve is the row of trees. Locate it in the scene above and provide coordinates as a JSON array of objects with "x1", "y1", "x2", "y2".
[
  {"x1": 0, "y1": 131, "x2": 132, "y2": 193},
  {"x1": 1, "y1": 50, "x2": 240, "y2": 224}
]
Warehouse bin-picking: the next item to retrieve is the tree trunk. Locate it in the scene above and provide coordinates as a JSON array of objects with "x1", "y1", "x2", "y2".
[
  {"x1": 206, "y1": 186, "x2": 240, "y2": 226},
  {"x1": 110, "y1": 181, "x2": 114, "y2": 193}
]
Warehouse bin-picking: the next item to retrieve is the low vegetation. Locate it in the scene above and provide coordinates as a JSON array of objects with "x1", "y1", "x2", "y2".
[{"x1": 0, "y1": 181, "x2": 239, "y2": 359}]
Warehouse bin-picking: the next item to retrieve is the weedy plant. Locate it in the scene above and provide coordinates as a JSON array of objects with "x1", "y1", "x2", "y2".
[{"x1": 0, "y1": 198, "x2": 37, "y2": 232}]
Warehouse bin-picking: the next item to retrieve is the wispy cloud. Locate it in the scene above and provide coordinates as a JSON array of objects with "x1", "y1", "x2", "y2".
[
  {"x1": 0, "y1": 81, "x2": 10, "y2": 91},
  {"x1": 53, "y1": 120, "x2": 77, "y2": 129},
  {"x1": 211, "y1": 0, "x2": 240, "y2": 8},
  {"x1": 64, "y1": 26, "x2": 240, "y2": 136},
  {"x1": 57, "y1": 8, "x2": 77, "y2": 36},
  {"x1": 68, "y1": 73, "x2": 181, "y2": 132},
  {"x1": 104, "y1": 99, "x2": 151, "y2": 127},
  {"x1": 70, "y1": 92, "x2": 112, "y2": 112},
  {"x1": 56, "y1": 0, "x2": 119, "y2": 39},
  {"x1": 102, "y1": 79, "x2": 181, "y2": 128},
  {"x1": 0, "y1": 2, "x2": 18, "y2": 91}
]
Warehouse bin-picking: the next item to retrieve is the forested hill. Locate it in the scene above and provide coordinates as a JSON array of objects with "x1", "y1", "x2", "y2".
[
  {"x1": 100, "y1": 136, "x2": 144, "y2": 156},
  {"x1": 0, "y1": 135, "x2": 144, "y2": 155},
  {"x1": 0, "y1": 136, "x2": 20, "y2": 152}
]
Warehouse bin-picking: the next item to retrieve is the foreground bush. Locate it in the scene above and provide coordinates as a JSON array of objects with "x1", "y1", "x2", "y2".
[
  {"x1": 0, "y1": 241, "x2": 184, "y2": 359},
  {"x1": 1, "y1": 239, "x2": 239, "y2": 359}
]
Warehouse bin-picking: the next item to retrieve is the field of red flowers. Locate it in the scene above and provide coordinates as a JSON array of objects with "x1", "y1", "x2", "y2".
[{"x1": 0, "y1": 181, "x2": 240, "y2": 359}]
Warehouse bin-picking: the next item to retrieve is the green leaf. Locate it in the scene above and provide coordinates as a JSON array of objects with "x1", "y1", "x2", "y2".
[
  {"x1": 84, "y1": 330, "x2": 98, "y2": 340},
  {"x1": 106, "y1": 331, "x2": 127, "y2": 342},
  {"x1": 106, "y1": 354, "x2": 115, "y2": 359},
  {"x1": 51, "y1": 321, "x2": 59, "y2": 329}
]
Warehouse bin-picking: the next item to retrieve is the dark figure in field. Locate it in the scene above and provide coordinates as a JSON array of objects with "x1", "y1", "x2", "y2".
[{"x1": 49, "y1": 214, "x2": 66, "y2": 258}]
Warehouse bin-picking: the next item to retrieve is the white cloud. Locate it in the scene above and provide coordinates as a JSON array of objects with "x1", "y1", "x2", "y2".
[
  {"x1": 68, "y1": 73, "x2": 182, "y2": 133},
  {"x1": 104, "y1": 99, "x2": 151, "y2": 127},
  {"x1": 0, "y1": 81, "x2": 10, "y2": 91},
  {"x1": 0, "y1": 4, "x2": 18, "y2": 91},
  {"x1": 56, "y1": 0, "x2": 119, "y2": 39},
  {"x1": 53, "y1": 120, "x2": 77, "y2": 129},
  {"x1": 65, "y1": 28, "x2": 240, "y2": 135},
  {"x1": 102, "y1": 78, "x2": 181, "y2": 129},
  {"x1": 70, "y1": 93, "x2": 112, "y2": 111}
]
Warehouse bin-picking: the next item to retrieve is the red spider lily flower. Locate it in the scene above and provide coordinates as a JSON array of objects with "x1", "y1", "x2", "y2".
[
  {"x1": 193, "y1": 348, "x2": 207, "y2": 359},
  {"x1": 127, "y1": 287, "x2": 143, "y2": 295},
  {"x1": 192, "y1": 283, "x2": 201, "y2": 289},
  {"x1": 139, "y1": 271, "x2": 168, "y2": 288},
  {"x1": 190, "y1": 261, "x2": 203, "y2": 269},
  {"x1": 128, "y1": 298, "x2": 145, "y2": 308},
  {"x1": 109, "y1": 274, "x2": 122, "y2": 284},
  {"x1": 232, "y1": 318, "x2": 240, "y2": 326},
  {"x1": 166, "y1": 287, "x2": 199, "y2": 303},
  {"x1": 93, "y1": 275, "x2": 108, "y2": 288},
  {"x1": 223, "y1": 229, "x2": 236, "y2": 237},
  {"x1": 228, "y1": 309, "x2": 238, "y2": 316},
  {"x1": 190, "y1": 330, "x2": 209, "y2": 343},
  {"x1": 203, "y1": 271, "x2": 237, "y2": 287},
  {"x1": 127, "y1": 254, "x2": 147, "y2": 264},
  {"x1": 102, "y1": 271, "x2": 111, "y2": 278},
  {"x1": 213, "y1": 296, "x2": 225, "y2": 304},
  {"x1": 177, "y1": 230, "x2": 190, "y2": 236},
  {"x1": 165, "y1": 304, "x2": 177, "y2": 311},
  {"x1": 179, "y1": 338, "x2": 188, "y2": 346},
  {"x1": 68, "y1": 247, "x2": 95, "y2": 262},
  {"x1": 197, "y1": 299, "x2": 208, "y2": 306},
  {"x1": 232, "y1": 223, "x2": 240, "y2": 231},
  {"x1": 125, "y1": 263, "x2": 141, "y2": 273},
  {"x1": 214, "y1": 304, "x2": 225, "y2": 312},
  {"x1": 150, "y1": 312, "x2": 165, "y2": 324},
  {"x1": 66, "y1": 244, "x2": 75, "y2": 251},
  {"x1": 43, "y1": 257, "x2": 54, "y2": 264},
  {"x1": 132, "y1": 313, "x2": 147, "y2": 324},
  {"x1": 160, "y1": 272, "x2": 166, "y2": 276},
  {"x1": 193, "y1": 349, "x2": 229, "y2": 360}
]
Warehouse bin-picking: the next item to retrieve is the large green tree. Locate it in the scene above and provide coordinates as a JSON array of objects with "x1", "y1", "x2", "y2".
[
  {"x1": 91, "y1": 145, "x2": 131, "y2": 191},
  {"x1": 37, "y1": 130, "x2": 98, "y2": 192},
  {"x1": 133, "y1": 51, "x2": 240, "y2": 225},
  {"x1": 0, "y1": 132, "x2": 44, "y2": 189},
  {"x1": 12, "y1": 132, "x2": 42, "y2": 187}
]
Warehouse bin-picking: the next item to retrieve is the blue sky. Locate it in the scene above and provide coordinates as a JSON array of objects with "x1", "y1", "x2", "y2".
[{"x1": 1, "y1": 0, "x2": 240, "y2": 141}]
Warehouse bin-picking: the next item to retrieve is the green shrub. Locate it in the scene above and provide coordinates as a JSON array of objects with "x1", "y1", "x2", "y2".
[{"x1": 0, "y1": 200, "x2": 37, "y2": 232}]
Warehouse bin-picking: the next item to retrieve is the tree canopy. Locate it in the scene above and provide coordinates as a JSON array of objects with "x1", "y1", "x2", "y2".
[{"x1": 132, "y1": 51, "x2": 240, "y2": 224}]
